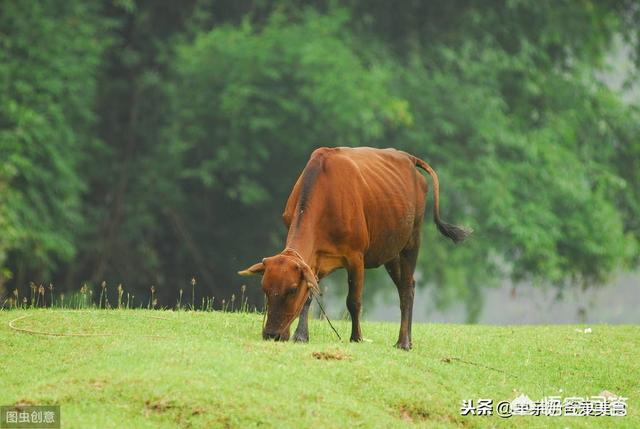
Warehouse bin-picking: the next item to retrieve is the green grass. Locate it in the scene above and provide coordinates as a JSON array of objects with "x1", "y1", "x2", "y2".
[{"x1": 0, "y1": 309, "x2": 637, "y2": 428}]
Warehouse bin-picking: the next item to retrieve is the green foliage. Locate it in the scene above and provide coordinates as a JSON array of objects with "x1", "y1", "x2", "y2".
[
  {"x1": 170, "y1": 10, "x2": 407, "y2": 202},
  {"x1": 0, "y1": 1, "x2": 107, "y2": 279}
]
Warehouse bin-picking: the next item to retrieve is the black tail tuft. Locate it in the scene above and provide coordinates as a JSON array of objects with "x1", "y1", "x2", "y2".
[{"x1": 436, "y1": 220, "x2": 473, "y2": 244}]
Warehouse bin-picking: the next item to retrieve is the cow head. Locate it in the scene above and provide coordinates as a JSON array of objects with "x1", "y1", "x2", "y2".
[{"x1": 238, "y1": 250, "x2": 319, "y2": 341}]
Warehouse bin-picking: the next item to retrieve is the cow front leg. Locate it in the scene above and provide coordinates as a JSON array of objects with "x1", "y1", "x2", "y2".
[
  {"x1": 293, "y1": 294, "x2": 312, "y2": 342},
  {"x1": 346, "y1": 257, "x2": 365, "y2": 342}
]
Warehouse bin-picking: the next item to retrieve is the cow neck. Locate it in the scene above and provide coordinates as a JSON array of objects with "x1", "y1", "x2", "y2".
[
  {"x1": 281, "y1": 247, "x2": 315, "y2": 275},
  {"x1": 282, "y1": 242, "x2": 317, "y2": 274},
  {"x1": 284, "y1": 214, "x2": 319, "y2": 273},
  {"x1": 285, "y1": 164, "x2": 325, "y2": 273}
]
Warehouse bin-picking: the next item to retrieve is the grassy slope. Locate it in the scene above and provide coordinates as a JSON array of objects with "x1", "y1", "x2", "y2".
[{"x1": 0, "y1": 309, "x2": 638, "y2": 428}]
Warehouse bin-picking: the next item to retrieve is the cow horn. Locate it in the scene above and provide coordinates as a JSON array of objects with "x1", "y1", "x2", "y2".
[
  {"x1": 282, "y1": 248, "x2": 320, "y2": 295},
  {"x1": 301, "y1": 264, "x2": 320, "y2": 296},
  {"x1": 238, "y1": 261, "x2": 265, "y2": 276}
]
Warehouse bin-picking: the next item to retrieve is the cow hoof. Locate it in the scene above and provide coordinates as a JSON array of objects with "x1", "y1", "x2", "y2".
[
  {"x1": 350, "y1": 336, "x2": 363, "y2": 343},
  {"x1": 292, "y1": 333, "x2": 309, "y2": 343},
  {"x1": 394, "y1": 342, "x2": 412, "y2": 351}
]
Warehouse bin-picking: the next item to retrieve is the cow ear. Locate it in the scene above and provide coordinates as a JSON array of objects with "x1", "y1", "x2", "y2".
[
  {"x1": 301, "y1": 265, "x2": 320, "y2": 295},
  {"x1": 238, "y1": 261, "x2": 265, "y2": 276}
]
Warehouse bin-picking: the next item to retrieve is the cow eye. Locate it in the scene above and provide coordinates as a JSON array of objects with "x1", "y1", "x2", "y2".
[{"x1": 286, "y1": 285, "x2": 298, "y2": 295}]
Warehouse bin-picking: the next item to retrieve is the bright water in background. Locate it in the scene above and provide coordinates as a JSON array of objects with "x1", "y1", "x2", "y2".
[{"x1": 320, "y1": 270, "x2": 640, "y2": 325}]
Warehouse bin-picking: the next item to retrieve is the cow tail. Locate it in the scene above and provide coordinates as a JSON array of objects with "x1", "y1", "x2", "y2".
[{"x1": 411, "y1": 155, "x2": 473, "y2": 243}]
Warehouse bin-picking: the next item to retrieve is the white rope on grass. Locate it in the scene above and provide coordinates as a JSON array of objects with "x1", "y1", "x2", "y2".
[{"x1": 7, "y1": 312, "x2": 173, "y2": 338}]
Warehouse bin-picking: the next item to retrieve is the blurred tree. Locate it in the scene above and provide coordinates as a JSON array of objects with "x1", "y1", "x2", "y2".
[
  {"x1": 69, "y1": 0, "x2": 199, "y2": 302},
  {"x1": 0, "y1": 1, "x2": 108, "y2": 295}
]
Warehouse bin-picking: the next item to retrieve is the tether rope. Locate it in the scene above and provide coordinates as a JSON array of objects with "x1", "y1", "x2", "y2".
[{"x1": 7, "y1": 312, "x2": 172, "y2": 338}]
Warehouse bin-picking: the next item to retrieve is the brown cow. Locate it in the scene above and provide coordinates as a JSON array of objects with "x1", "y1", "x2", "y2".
[{"x1": 239, "y1": 147, "x2": 472, "y2": 350}]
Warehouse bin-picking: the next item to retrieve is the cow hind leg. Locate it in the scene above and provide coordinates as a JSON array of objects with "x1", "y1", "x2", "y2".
[
  {"x1": 385, "y1": 243, "x2": 419, "y2": 351},
  {"x1": 293, "y1": 295, "x2": 312, "y2": 342},
  {"x1": 346, "y1": 255, "x2": 365, "y2": 342}
]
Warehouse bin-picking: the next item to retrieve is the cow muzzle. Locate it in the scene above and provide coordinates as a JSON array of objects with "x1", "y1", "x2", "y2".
[{"x1": 263, "y1": 329, "x2": 290, "y2": 341}]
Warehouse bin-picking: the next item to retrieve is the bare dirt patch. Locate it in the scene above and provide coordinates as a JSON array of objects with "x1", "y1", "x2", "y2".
[
  {"x1": 311, "y1": 350, "x2": 350, "y2": 360},
  {"x1": 397, "y1": 403, "x2": 430, "y2": 422},
  {"x1": 145, "y1": 398, "x2": 176, "y2": 414},
  {"x1": 12, "y1": 399, "x2": 36, "y2": 409}
]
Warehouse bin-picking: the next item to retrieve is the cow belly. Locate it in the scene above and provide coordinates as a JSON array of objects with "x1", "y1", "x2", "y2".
[
  {"x1": 362, "y1": 202, "x2": 418, "y2": 268},
  {"x1": 358, "y1": 160, "x2": 425, "y2": 267}
]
